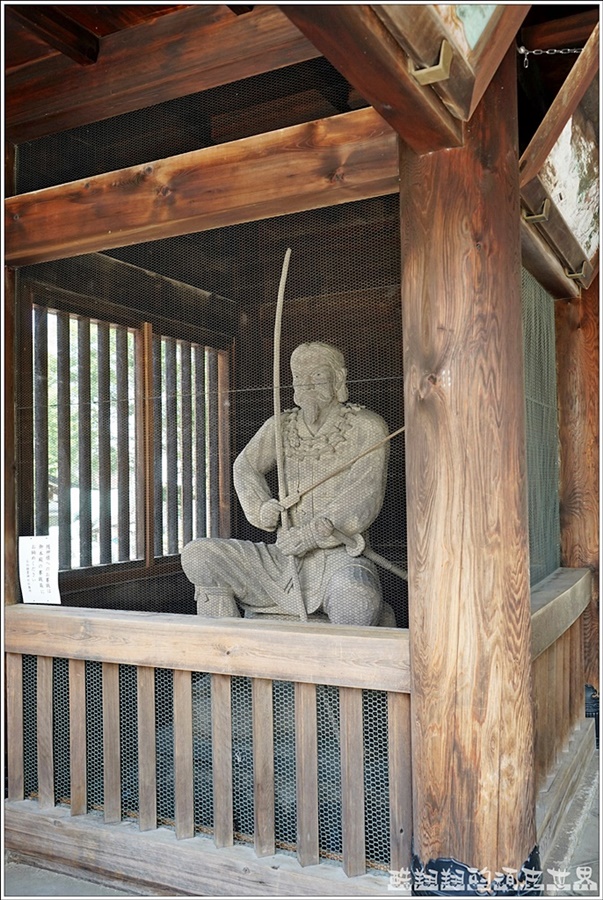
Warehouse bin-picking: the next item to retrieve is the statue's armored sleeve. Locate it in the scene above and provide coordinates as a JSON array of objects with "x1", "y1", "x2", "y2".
[{"x1": 232, "y1": 416, "x2": 280, "y2": 531}]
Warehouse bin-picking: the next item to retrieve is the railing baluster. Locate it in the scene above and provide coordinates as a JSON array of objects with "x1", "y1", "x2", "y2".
[
  {"x1": 252, "y1": 677, "x2": 275, "y2": 857},
  {"x1": 57, "y1": 312, "x2": 72, "y2": 569},
  {"x1": 340, "y1": 686, "x2": 365, "y2": 877},
  {"x1": 181, "y1": 343, "x2": 193, "y2": 546},
  {"x1": 137, "y1": 666, "x2": 157, "y2": 832},
  {"x1": 194, "y1": 346, "x2": 207, "y2": 538},
  {"x1": 6, "y1": 652, "x2": 24, "y2": 801},
  {"x1": 212, "y1": 673, "x2": 233, "y2": 848},
  {"x1": 102, "y1": 662, "x2": 121, "y2": 824},
  {"x1": 78, "y1": 318, "x2": 92, "y2": 567},
  {"x1": 570, "y1": 617, "x2": 584, "y2": 729},
  {"x1": 37, "y1": 655, "x2": 55, "y2": 809},
  {"x1": 388, "y1": 690, "x2": 412, "y2": 871},
  {"x1": 69, "y1": 658, "x2": 87, "y2": 815},
  {"x1": 295, "y1": 681, "x2": 318, "y2": 867},
  {"x1": 116, "y1": 326, "x2": 130, "y2": 561},
  {"x1": 33, "y1": 306, "x2": 49, "y2": 536},
  {"x1": 174, "y1": 668, "x2": 194, "y2": 839}
]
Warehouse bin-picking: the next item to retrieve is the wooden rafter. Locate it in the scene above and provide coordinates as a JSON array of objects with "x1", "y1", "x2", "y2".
[
  {"x1": 279, "y1": 4, "x2": 463, "y2": 154},
  {"x1": 9, "y1": 5, "x2": 100, "y2": 66},
  {"x1": 5, "y1": 5, "x2": 321, "y2": 143}
]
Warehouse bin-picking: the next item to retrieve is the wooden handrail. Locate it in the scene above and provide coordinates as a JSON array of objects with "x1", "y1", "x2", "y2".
[
  {"x1": 530, "y1": 567, "x2": 592, "y2": 660},
  {"x1": 4, "y1": 605, "x2": 410, "y2": 693}
]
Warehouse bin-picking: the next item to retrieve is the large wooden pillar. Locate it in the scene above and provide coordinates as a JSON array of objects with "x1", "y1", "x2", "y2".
[
  {"x1": 556, "y1": 278, "x2": 599, "y2": 691},
  {"x1": 401, "y1": 49, "x2": 537, "y2": 881}
]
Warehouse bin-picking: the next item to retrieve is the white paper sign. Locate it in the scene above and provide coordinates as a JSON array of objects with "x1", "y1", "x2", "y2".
[{"x1": 18, "y1": 534, "x2": 61, "y2": 605}]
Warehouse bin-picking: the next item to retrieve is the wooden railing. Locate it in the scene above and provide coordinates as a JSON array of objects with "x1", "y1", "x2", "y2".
[
  {"x1": 5, "y1": 606, "x2": 412, "y2": 880},
  {"x1": 531, "y1": 567, "x2": 593, "y2": 791}
]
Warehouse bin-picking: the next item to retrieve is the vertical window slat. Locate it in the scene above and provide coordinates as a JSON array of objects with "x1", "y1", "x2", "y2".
[
  {"x1": 97, "y1": 323, "x2": 112, "y2": 564},
  {"x1": 207, "y1": 348, "x2": 220, "y2": 538},
  {"x1": 181, "y1": 344, "x2": 193, "y2": 547},
  {"x1": 33, "y1": 307, "x2": 49, "y2": 536},
  {"x1": 153, "y1": 336, "x2": 163, "y2": 557},
  {"x1": 116, "y1": 326, "x2": 130, "y2": 561},
  {"x1": 57, "y1": 313, "x2": 72, "y2": 569},
  {"x1": 195, "y1": 345, "x2": 207, "y2": 539},
  {"x1": 165, "y1": 339, "x2": 178, "y2": 554},
  {"x1": 78, "y1": 318, "x2": 93, "y2": 567}
]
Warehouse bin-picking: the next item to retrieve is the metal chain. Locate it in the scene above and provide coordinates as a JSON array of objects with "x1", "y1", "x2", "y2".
[{"x1": 518, "y1": 45, "x2": 582, "y2": 69}]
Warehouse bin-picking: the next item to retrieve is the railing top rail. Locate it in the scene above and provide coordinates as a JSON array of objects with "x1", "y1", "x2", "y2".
[
  {"x1": 4, "y1": 605, "x2": 411, "y2": 693},
  {"x1": 530, "y1": 567, "x2": 592, "y2": 660}
]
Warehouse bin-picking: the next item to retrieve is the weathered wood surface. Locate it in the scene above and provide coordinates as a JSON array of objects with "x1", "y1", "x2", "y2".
[
  {"x1": 252, "y1": 678, "x2": 275, "y2": 857},
  {"x1": 373, "y1": 5, "x2": 530, "y2": 122},
  {"x1": 519, "y1": 21, "x2": 599, "y2": 189},
  {"x1": 530, "y1": 567, "x2": 592, "y2": 659},
  {"x1": 556, "y1": 279, "x2": 600, "y2": 689},
  {"x1": 68, "y1": 658, "x2": 87, "y2": 816},
  {"x1": 4, "y1": 265, "x2": 18, "y2": 604},
  {"x1": 387, "y1": 691, "x2": 412, "y2": 873},
  {"x1": 4, "y1": 605, "x2": 411, "y2": 693},
  {"x1": 5, "y1": 108, "x2": 398, "y2": 267},
  {"x1": 339, "y1": 687, "x2": 366, "y2": 877},
  {"x1": 136, "y1": 665, "x2": 157, "y2": 832},
  {"x1": 401, "y1": 49, "x2": 536, "y2": 871},
  {"x1": 521, "y1": 9, "x2": 599, "y2": 51},
  {"x1": 520, "y1": 215, "x2": 581, "y2": 300},
  {"x1": 6, "y1": 6, "x2": 320, "y2": 143},
  {"x1": 174, "y1": 668, "x2": 194, "y2": 840},
  {"x1": 22, "y1": 253, "x2": 239, "y2": 339},
  {"x1": 5, "y1": 800, "x2": 392, "y2": 895},
  {"x1": 102, "y1": 662, "x2": 121, "y2": 824},
  {"x1": 36, "y1": 655, "x2": 55, "y2": 809},
  {"x1": 295, "y1": 681, "x2": 319, "y2": 868},
  {"x1": 212, "y1": 673, "x2": 233, "y2": 848},
  {"x1": 280, "y1": 4, "x2": 462, "y2": 154},
  {"x1": 6, "y1": 653, "x2": 24, "y2": 801}
]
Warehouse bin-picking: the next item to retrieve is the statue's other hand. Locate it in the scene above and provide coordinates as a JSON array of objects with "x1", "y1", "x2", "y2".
[
  {"x1": 276, "y1": 517, "x2": 333, "y2": 557},
  {"x1": 259, "y1": 498, "x2": 284, "y2": 531}
]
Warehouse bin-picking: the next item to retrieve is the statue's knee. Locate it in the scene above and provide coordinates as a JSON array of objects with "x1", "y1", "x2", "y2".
[
  {"x1": 181, "y1": 539, "x2": 214, "y2": 585},
  {"x1": 324, "y1": 566, "x2": 382, "y2": 626}
]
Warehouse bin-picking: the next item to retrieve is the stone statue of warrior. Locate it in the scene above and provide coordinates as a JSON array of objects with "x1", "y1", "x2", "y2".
[{"x1": 181, "y1": 341, "x2": 395, "y2": 626}]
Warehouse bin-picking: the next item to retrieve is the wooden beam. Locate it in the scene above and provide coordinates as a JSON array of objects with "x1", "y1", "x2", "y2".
[
  {"x1": 279, "y1": 4, "x2": 463, "y2": 154},
  {"x1": 519, "y1": 21, "x2": 599, "y2": 188},
  {"x1": 5, "y1": 5, "x2": 321, "y2": 143},
  {"x1": 373, "y1": 4, "x2": 530, "y2": 122},
  {"x1": 5, "y1": 108, "x2": 398, "y2": 267},
  {"x1": 402, "y1": 49, "x2": 536, "y2": 873},
  {"x1": 520, "y1": 216, "x2": 580, "y2": 300},
  {"x1": 556, "y1": 280, "x2": 600, "y2": 690},
  {"x1": 9, "y1": 6, "x2": 100, "y2": 66},
  {"x1": 521, "y1": 9, "x2": 599, "y2": 52}
]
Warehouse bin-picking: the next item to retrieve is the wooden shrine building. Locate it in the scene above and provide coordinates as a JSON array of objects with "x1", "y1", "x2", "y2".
[{"x1": 3, "y1": 4, "x2": 600, "y2": 895}]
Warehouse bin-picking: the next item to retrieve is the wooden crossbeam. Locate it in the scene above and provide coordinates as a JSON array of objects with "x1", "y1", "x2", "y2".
[
  {"x1": 279, "y1": 4, "x2": 463, "y2": 154},
  {"x1": 9, "y1": 5, "x2": 100, "y2": 66}
]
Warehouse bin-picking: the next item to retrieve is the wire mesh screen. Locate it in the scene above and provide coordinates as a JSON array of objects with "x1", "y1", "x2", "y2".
[
  {"x1": 18, "y1": 659, "x2": 394, "y2": 872},
  {"x1": 521, "y1": 269, "x2": 561, "y2": 585}
]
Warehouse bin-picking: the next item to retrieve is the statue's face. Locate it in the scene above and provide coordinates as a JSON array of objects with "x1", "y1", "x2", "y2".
[{"x1": 292, "y1": 352, "x2": 337, "y2": 423}]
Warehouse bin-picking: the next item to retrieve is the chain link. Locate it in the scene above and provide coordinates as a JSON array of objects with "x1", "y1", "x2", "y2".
[{"x1": 518, "y1": 45, "x2": 582, "y2": 69}]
